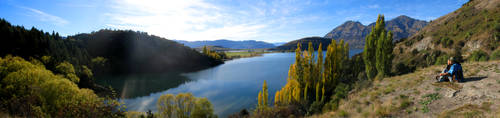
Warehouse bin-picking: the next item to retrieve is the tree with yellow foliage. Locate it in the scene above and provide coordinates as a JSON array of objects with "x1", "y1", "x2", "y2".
[
  {"x1": 273, "y1": 39, "x2": 348, "y2": 106},
  {"x1": 157, "y1": 93, "x2": 216, "y2": 118},
  {"x1": 257, "y1": 80, "x2": 269, "y2": 112}
]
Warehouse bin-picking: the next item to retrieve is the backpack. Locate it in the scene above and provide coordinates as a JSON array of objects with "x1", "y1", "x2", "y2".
[{"x1": 452, "y1": 63, "x2": 464, "y2": 82}]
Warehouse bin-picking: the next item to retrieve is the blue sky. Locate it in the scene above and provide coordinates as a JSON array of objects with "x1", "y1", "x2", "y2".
[{"x1": 0, "y1": 0, "x2": 468, "y2": 42}]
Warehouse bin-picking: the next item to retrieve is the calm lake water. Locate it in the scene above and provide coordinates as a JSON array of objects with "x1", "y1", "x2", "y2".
[{"x1": 96, "y1": 49, "x2": 363, "y2": 117}]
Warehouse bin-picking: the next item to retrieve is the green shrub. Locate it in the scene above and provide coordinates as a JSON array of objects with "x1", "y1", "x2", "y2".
[
  {"x1": 399, "y1": 95, "x2": 411, "y2": 109},
  {"x1": 307, "y1": 101, "x2": 324, "y2": 115},
  {"x1": 55, "y1": 61, "x2": 79, "y2": 83},
  {"x1": 435, "y1": 55, "x2": 450, "y2": 65},
  {"x1": 338, "y1": 110, "x2": 349, "y2": 117},
  {"x1": 412, "y1": 49, "x2": 419, "y2": 55},
  {"x1": 468, "y1": 50, "x2": 489, "y2": 62},
  {"x1": 490, "y1": 49, "x2": 500, "y2": 60}
]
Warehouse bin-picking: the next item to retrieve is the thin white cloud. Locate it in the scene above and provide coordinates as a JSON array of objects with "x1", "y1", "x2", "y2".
[
  {"x1": 105, "y1": 0, "x2": 316, "y2": 41},
  {"x1": 367, "y1": 4, "x2": 380, "y2": 9},
  {"x1": 106, "y1": 0, "x2": 266, "y2": 41},
  {"x1": 21, "y1": 7, "x2": 69, "y2": 26}
]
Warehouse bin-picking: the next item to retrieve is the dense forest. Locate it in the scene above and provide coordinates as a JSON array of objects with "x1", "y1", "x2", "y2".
[{"x1": 69, "y1": 30, "x2": 223, "y2": 74}]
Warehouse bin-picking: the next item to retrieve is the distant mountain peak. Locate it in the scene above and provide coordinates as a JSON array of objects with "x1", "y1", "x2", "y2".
[
  {"x1": 394, "y1": 15, "x2": 411, "y2": 19},
  {"x1": 344, "y1": 20, "x2": 362, "y2": 24},
  {"x1": 341, "y1": 21, "x2": 364, "y2": 26}
]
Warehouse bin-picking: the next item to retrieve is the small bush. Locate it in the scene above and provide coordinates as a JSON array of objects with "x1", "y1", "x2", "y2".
[
  {"x1": 468, "y1": 50, "x2": 489, "y2": 62},
  {"x1": 375, "y1": 105, "x2": 392, "y2": 117},
  {"x1": 307, "y1": 101, "x2": 324, "y2": 115},
  {"x1": 337, "y1": 110, "x2": 349, "y2": 117},
  {"x1": 439, "y1": 37, "x2": 454, "y2": 48},
  {"x1": 435, "y1": 54, "x2": 450, "y2": 65},
  {"x1": 399, "y1": 95, "x2": 412, "y2": 110},
  {"x1": 412, "y1": 49, "x2": 419, "y2": 55},
  {"x1": 490, "y1": 49, "x2": 500, "y2": 60}
]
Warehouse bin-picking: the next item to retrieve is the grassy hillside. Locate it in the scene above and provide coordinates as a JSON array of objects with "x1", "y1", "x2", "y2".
[
  {"x1": 313, "y1": 60, "x2": 500, "y2": 118},
  {"x1": 393, "y1": 0, "x2": 500, "y2": 72}
]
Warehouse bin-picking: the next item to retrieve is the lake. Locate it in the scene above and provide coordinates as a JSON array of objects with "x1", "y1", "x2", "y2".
[{"x1": 96, "y1": 49, "x2": 363, "y2": 117}]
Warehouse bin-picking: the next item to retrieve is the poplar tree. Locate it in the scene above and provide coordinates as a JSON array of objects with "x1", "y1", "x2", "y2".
[
  {"x1": 364, "y1": 14, "x2": 394, "y2": 79},
  {"x1": 257, "y1": 80, "x2": 269, "y2": 112}
]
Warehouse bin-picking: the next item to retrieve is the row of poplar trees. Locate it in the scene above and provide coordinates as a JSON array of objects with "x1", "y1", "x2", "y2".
[
  {"x1": 256, "y1": 14, "x2": 394, "y2": 113},
  {"x1": 257, "y1": 39, "x2": 349, "y2": 111}
]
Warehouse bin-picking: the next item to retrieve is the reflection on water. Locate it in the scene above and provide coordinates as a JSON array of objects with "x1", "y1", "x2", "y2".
[
  {"x1": 96, "y1": 49, "x2": 363, "y2": 117},
  {"x1": 96, "y1": 74, "x2": 190, "y2": 98}
]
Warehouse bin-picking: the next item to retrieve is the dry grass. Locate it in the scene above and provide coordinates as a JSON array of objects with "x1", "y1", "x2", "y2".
[
  {"x1": 374, "y1": 99, "x2": 394, "y2": 117},
  {"x1": 431, "y1": 82, "x2": 463, "y2": 90},
  {"x1": 438, "y1": 102, "x2": 492, "y2": 118}
]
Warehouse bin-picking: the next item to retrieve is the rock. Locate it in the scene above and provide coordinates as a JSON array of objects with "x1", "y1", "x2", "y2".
[{"x1": 446, "y1": 90, "x2": 461, "y2": 98}]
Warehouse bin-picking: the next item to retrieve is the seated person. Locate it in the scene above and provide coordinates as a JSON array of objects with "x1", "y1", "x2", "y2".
[{"x1": 436, "y1": 57, "x2": 463, "y2": 82}]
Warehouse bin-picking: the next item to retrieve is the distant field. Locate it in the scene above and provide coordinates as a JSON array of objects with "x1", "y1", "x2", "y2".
[{"x1": 225, "y1": 51, "x2": 265, "y2": 59}]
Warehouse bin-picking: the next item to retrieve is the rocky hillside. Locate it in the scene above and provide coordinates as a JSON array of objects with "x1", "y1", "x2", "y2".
[
  {"x1": 393, "y1": 0, "x2": 500, "y2": 71},
  {"x1": 324, "y1": 15, "x2": 428, "y2": 48},
  {"x1": 313, "y1": 60, "x2": 500, "y2": 118},
  {"x1": 175, "y1": 39, "x2": 276, "y2": 49}
]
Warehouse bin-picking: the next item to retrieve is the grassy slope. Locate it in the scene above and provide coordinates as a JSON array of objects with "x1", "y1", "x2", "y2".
[
  {"x1": 312, "y1": 60, "x2": 500, "y2": 118},
  {"x1": 393, "y1": 0, "x2": 500, "y2": 70}
]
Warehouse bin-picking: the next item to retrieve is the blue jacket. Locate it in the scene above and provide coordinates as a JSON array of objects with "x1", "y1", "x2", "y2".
[{"x1": 447, "y1": 63, "x2": 463, "y2": 81}]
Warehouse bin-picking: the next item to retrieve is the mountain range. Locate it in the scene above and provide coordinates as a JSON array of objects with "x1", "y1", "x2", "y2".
[
  {"x1": 175, "y1": 39, "x2": 276, "y2": 49},
  {"x1": 274, "y1": 15, "x2": 428, "y2": 50},
  {"x1": 324, "y1": 15, "x2": 428, "y2": 48}
]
